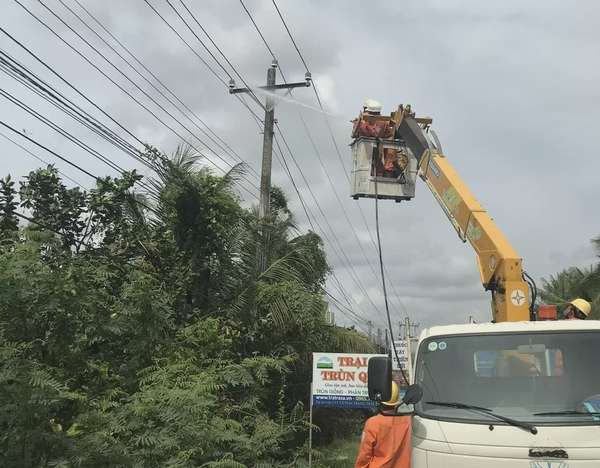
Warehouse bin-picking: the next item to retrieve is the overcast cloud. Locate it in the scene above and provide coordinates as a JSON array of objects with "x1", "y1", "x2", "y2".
[{"x1": 1, "y1": 0, "x2": 598, "y2": 335}]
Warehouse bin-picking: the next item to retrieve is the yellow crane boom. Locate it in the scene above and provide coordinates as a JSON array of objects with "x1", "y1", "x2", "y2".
[{"x1": 391, "y1": 105, "x2": 531, "y2": 322}]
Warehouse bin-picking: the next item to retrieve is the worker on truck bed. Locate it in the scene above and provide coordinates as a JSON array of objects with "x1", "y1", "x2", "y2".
[
  {"x1": 355, "y1": 382, "x2": 411, "y2": 468},
  {"x1": 564, "y1": 298, "x2": 591, "y2": 320}
]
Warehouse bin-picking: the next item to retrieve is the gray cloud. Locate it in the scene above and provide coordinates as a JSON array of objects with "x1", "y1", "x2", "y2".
[{"x1": 2, "y1": 0, "x2": 598, "y2": 333}]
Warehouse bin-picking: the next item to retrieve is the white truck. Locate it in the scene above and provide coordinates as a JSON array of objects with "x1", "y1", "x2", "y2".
[{"x1": 405, "y1": 320, "x2": 600, "y2": 467}]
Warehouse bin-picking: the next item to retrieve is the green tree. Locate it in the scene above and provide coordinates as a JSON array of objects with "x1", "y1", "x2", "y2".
[
  {"x1": 0, "y1": 175, "x2": 18, "y2": 236},
  {"x1": 540, "y1": 239, "x2": 600, "y2": 319},
  {"x1": 0, "y1": 148, "x2": 373, "y2": 467}
]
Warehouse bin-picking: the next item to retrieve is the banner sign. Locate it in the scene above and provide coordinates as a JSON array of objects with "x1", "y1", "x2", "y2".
[
  {"x1": 391, "y1": 340, "x2": 409, "y2": 371},
  {"x1": 312, "y1": 353, "x2": 385, "y2": 409}
]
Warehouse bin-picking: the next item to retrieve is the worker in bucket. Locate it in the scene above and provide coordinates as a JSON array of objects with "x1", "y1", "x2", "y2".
[
  {"x1": 564, "y1": 298, "x2": 591, "y2": 320},
  {"x1": 355, "y1": 382, "x2": 411, "y2": 468},
  {"x1": 353, "y1": 99, "x2": 394, "y2": 139}
]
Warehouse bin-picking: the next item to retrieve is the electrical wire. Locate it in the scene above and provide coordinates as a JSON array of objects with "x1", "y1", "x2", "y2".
[
  {"x1": 0, "y1": 26, "x2": 146, "y2": 149},
  {"x1": 373, "y1": 145, "x2": 409, "y2": 384},
  {"x1": 55, "y1": 0, "x2": 259, "y2": 182},
  {"x1": 0, "y1": 120, "x2": 159, "y2": 217},
  {"x1": 0, "y1": 53, "x2": 160, "y2": 198},
  {"x1": 0, "y1": 120, "x2": 96, "y2": 179},
  {"x1": 13, "y1": 0, "x2": 258, "y2": 198},
  {"x1": 71, "y1": 0, "x2": 253, "y2": 178},
  {"x1": 142, "y1": 0, "x2": 265, "y2": 137},
  {"x1": 175, "y1": 0, "x2": 265, "y2": 111},
  {"x1": 246, "y1": 104, "x2": 364, "y2": 325},
  {"x1": 264, "y1": 2, "x2": 412, "y2": 321},
  {"x1": 274, "y1": 125, "x2": 388, "y2": 325},
  {"x1": 34, "y1": 0, "x2": 253, "y2": 181},
  {"x1": 238, "y1": 3, "x2": 406, "y2": 329},
  {"x1": 0, "y1": 130, "x2": 85, "y2": 188},
  {"x1": 239, "y1": 0, "x2": 277, "y2": 63},
  {"x1": 270, "y1": 0, "x2": 309, "y2": 72},
  {"x1": 14, "y1": 211, "x2": 93, "y2": 250},
  {"x1": 0, "y1": 52, "x2": 151, "y2": 172},
  {"x1": 0, "y1": 87, "x2": 159, "y2": 200}
]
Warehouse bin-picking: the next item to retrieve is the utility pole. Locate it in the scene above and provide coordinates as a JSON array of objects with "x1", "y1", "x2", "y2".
[
  {"x1": 400, "y1": 318, "x2": 420, "y2": 339},
  {"x1": 229, "y1": 60, "x2": 311, "y2": 272}
]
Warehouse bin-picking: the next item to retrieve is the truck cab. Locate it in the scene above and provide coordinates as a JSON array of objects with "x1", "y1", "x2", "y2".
[{"x1": 408, "y1": 320, "x2": 600, "y2": 467}]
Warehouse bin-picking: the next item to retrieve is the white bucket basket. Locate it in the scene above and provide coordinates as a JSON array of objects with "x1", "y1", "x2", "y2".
[{"x1": 350, "y1": 137, "x2": 417, "y2": 201}]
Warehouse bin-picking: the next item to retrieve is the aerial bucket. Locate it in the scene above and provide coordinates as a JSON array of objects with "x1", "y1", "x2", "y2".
[{"x1": 350, "y1": 108, "x2": 418, "y2": 201}]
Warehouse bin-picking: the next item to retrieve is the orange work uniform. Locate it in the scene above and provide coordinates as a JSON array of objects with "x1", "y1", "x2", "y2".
[{"x1": 355, "y1": 414, "x2": 411, "y2": 468}]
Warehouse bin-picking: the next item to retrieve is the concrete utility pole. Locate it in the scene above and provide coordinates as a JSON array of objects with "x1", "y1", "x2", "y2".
[
  {"x1": 399, "y1": 318, "x2": 420, "y2": 339},
  {"x1": 230, "y1": 60, "x2": 311, "y2": 272}
]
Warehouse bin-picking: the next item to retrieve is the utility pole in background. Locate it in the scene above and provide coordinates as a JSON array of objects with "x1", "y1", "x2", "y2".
[
  {"x1": 399, "y1": 318, "x2": 420, "y2": 339},
  {"x1": 230, "y1": 60, "x2": 311, "y2": 272}
]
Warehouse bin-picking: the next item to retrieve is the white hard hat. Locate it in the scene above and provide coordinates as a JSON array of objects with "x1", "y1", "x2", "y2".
[{"x1": 363, "y1": 99, "x2": 382, "y2": 113}]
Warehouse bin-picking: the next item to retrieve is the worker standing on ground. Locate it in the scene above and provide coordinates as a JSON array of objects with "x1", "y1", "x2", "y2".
[
  {"x1": 355, "y1": 382, "x2": 411, "y2": 468},
  {"x1": 564, "y1": 298, "x2": 591, "y2": 320}
]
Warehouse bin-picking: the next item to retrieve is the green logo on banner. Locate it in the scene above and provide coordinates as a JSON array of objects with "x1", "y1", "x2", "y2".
[{"x1": 316, "y1": 356, "x2": 333, "y2": 369}]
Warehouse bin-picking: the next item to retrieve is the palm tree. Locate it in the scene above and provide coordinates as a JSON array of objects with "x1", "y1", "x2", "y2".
[{"x1": 540, "y1": 239, "x2": 600, "y2": 319}]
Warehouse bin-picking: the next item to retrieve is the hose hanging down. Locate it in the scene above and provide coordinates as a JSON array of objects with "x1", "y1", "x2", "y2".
[{"x1": 373, "y1": 140, "x2": 409, "y2": 386}]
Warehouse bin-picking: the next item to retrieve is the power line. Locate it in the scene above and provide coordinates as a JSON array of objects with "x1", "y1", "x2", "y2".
[
  {"x1": 142, "y1": 0, "x2": 265, "y2": 125},
  {"x1": 239, "y1": 0, "x2": 277, "y2": 62},
  {"x1": 270, "y1": 0, "x2": 309, "y2": 72},
  {"x1": 236, "y1": 3, "x2": 386, "y2": 312},
  {"x1": 246, "y1": 105, "x2": 362, "y2": 322},
  {"x1": 0, "y1": 51, "x2": 160, "y2": 198},
  {"x1": 0, "y1": 120, "x2": 96, "y2": 179},
  {"x1": 0, "y1": 26, "x2": 146, "y2": 150},
  {"x1": 56, "y1": 0, "x2": 259, "y2": 182},
  {"x1": 71, "y1": 0, "x2": 257, "y2": 179},
  {"x1": 174, "y1": 0, "x2": 265, "y2": 111},
  {"x1": 0, "y1": 87, "x2": 162, "y2": 200},
  {"x1": 0, "y1": 119, "x2": 160, "y2": 217},
  {"x1": 0, "y1": 51, "x2": 151, "y2": 172},
  {"x1": 143, "y1": 0, "x2": 228, "y2": 86},
  {"x1": 15, "y1": 211, "x2": 92, "y2": 250},
  {"x1": 13, "y1": 0, "x2": 258, "y2": 198},
  {"x1": 0, "y1": 130, "x2": 84, "y2": 187},
  {"x1": 35, "y1": 0, "x2": 254, "y2": 181},
  {"x1": 374, "y1": 175, "x2": 408, "y2": 384},
  {"x1": 274, "y1": 125, "x2": 388, "y2": 327},
  {"x1": 241, "y1": 4, "x2": 407, "y2": 327},
  {"x1": 265, "y1": 2, "x2": 411, "y2": 320},
  {"x1": 237, "y1": 2, "x2": 376, "y2": 321}
]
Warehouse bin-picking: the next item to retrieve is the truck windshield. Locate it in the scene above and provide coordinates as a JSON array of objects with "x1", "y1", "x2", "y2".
[{"x1": 415, "y1": 331, "x2": 600, "y2": 425}]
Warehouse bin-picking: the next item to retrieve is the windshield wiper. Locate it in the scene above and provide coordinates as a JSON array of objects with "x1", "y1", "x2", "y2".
[
  {"x1": 426, "y1": 401, "x2": 538, "y2": 434},
  {"x1": 534, "y1": 410, "x2": 600, "y2": 416}
]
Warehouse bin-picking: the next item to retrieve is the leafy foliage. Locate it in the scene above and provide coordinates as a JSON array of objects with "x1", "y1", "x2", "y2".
[
  {"x1": 0, "y1": 175, "x2": 18, "y2": 236},
  {"x1": 540, "y1": 240, "x2": 600, "y2": 319},
  {"x1": 0, "y1": 147, "x2": 372, "y2": 467}
]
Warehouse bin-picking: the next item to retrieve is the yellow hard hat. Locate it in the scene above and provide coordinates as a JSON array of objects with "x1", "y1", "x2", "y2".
[
  {"x1": 382, "y1": 381, "x2": 400, "y2": 407},
  {"x1": 569, "y1": 298, "x2": 591, "y2": 317}
]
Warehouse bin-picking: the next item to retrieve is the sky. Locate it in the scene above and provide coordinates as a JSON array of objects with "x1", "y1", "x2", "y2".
[{"x1": 1, "y1": 0, "x2": 599, "y2": 336}]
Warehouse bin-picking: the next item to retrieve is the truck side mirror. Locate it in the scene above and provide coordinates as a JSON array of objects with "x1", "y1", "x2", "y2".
[
  {"x1": 368, "y1": 356, "x2": 392, "y2": 402},
  {"x1": 402, "y1": 384, "x2": 423, "y2": 405}
]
